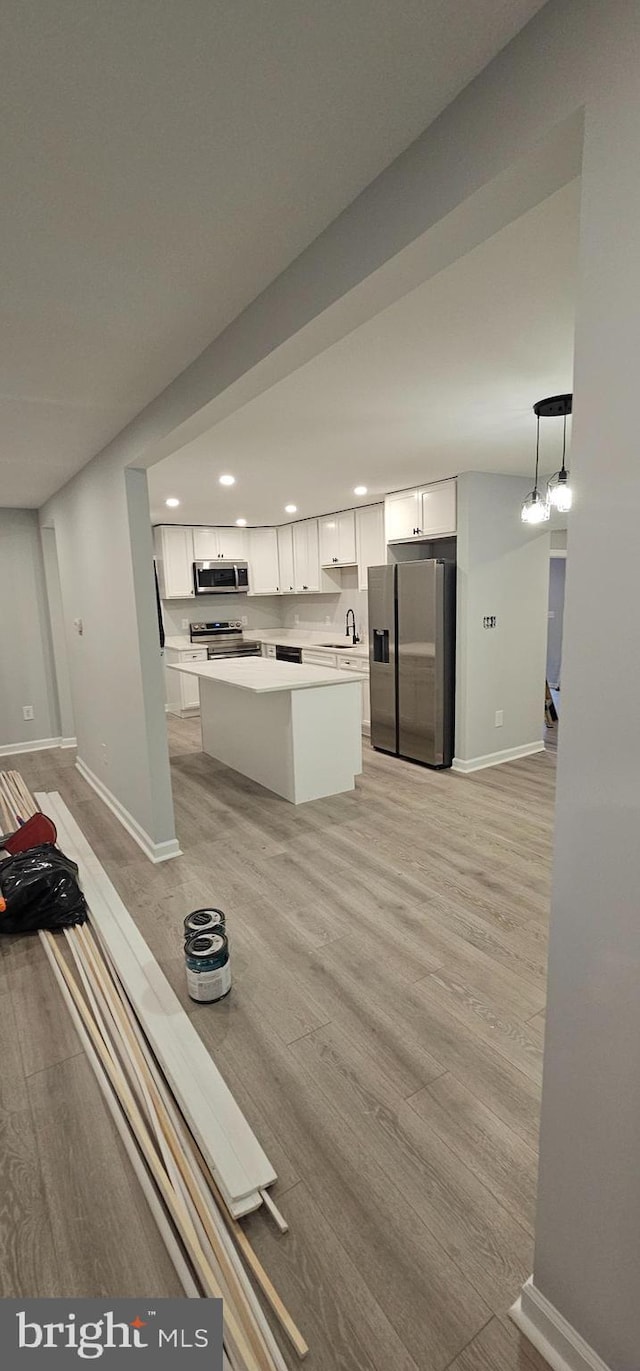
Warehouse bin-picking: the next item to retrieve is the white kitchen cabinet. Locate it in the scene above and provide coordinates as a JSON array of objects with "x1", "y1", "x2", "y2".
[
  {"x1": 385, "y1": 480, "x2": 456, "y2": 542},
  {"x1": 164, "y1": 646, "x2": 206, "y2": 714},
  {"x1": 301, "y1": 649, "x2": 341, "y2": 668},
  {"x1": 277, "y1": 525, "x2": 295, "y2": 593},
  {"x1": 292, "y1": 518, "x2": 320, "y2": 592},
  {"x1": 248, "y1": 527, "x2": 280, "y2": 594},
  {"x1": 356, "y1": 503, "x2": 385, "y2": 589},
  {"x1": 192, "y1": 527, "x2": 248, "y2": 560},
  {"x1": 191, "y1": 527, "x2": 219, "y2": 560},
  {"x1": 337, "y1": 655, "x2": 371, "y2": 730},
  {"x1": 319, "y1": 509, "x2": 357, "y2": 566},
  {"x1": 154, "y1": 525, "x2": 195, "y2": 599},
  {"x1": 385, "y1": 489, "x2": 421, "y2": 542},
  {"x1": 418, "y1": 479, "x2": 457, "y2": 537}
]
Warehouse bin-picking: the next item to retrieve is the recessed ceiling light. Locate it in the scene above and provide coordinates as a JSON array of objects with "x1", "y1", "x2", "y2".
[
  {"x1": 219, "y1": 474, "x2": 235, "y2": 486},
  {"x1": 284, "y1": 504, "x2": 297, "y2": 514},
  {"x1": 353, "y1": 485, "x2": 368, "y2": 496},
  {"x1": 165, "y1": 497, "x2": 180, "y2": 507},
  {"x1": 235, "y1": 518, "x2": 247, "y2": 526}
]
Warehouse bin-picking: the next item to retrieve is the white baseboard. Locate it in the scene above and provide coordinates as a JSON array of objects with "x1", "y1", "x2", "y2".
[
  {"x1": 452, "y1": 741, "x2": 545, "y2": 773},
  {"x1": 59, "y1": 736, "x2": 77, "y2": 749},
  {"x1": 510, "y1": 1278, "x2": 610, "y2": 1371},
  {"x1": 75, "y1": 756, "x2": 182, "y2": 864},
  {"x1": 0, "y1": 735, "x2": 69, "y2": 757}
]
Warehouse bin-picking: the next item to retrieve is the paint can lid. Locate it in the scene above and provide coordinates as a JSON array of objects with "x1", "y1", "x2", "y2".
[
  {"x1": 184, "y1": 907, "x2": 226, "y2": 930},
  {"x1": 185, "y1": 931, "x2": 227, "y2": 959}
]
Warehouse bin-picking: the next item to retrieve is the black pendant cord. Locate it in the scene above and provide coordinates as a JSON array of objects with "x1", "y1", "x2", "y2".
[
  {"x1": 561, "y1": 411, "x2": 567, "y2": 476},
  {"x1": 534, "y1": 412, "x2": 541, "y2": 495}
]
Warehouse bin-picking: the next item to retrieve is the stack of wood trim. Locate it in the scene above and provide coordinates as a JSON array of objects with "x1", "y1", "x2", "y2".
[{"x1": 0, "y1": 772, "x2": 308, "y2": 1371}]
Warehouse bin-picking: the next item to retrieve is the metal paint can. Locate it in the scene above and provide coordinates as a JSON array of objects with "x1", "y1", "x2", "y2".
[
  {"x1": 185, "y1": 930, "x2": 232, "y2": 1003},
  {"x1": 183, "y1": 907, "x2": 226, "y2": 942}
]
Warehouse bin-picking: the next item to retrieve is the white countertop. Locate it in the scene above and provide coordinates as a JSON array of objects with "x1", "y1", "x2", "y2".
[
  {"x1": 244, "y1": 629, "x2": 368, "y2": 659},
  {"x1": 167, "y1": 657, "x2": 367, "y2": 693},
  {"x1": 164, "y1": 628, "x2": 369, "y2": 659}
]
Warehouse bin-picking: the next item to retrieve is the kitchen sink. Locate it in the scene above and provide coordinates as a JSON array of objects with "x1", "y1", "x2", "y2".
[{"x1": 320, "y1": 641, "x2": 355, "y2": 648}]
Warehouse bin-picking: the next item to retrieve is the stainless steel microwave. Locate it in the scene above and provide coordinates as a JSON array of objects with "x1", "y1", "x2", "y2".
[{"x1": 193, "y1": 560, "x2": 250, "y2": 594}]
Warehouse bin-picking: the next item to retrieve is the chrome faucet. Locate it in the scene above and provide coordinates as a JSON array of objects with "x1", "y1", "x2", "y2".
[{"x1": 345, "y1": 608, "x2": 360, "y2": 645}]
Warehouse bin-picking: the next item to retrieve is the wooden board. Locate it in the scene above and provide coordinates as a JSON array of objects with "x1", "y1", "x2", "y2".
[{"x1": 35, "y1": 791, "x2": 277, "y2": 1216}]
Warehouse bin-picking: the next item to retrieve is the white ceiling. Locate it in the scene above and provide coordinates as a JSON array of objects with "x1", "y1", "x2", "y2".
[
  {"x1": 149, "y1": 178, "x2": 580, "y2": 526},
  {"x1": 1, "y1": 0, "x2": 547, "y2": 508}
]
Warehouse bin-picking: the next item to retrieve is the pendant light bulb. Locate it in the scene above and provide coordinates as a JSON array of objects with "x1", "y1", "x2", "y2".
[
  {"x1": 521, "y1": 490, "x2": 550, "y2": 524},
  {"x1": 547, "y1": 472, "x2": 573, "y2": 512},
  {"x1": 521, "y1": 410, "x2": 550, "y2": 524}
]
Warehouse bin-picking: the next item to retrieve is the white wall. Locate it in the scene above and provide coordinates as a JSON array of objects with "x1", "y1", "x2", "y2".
[
  {"x1": 279, "y1": 573, "x2": 368, "y2": 644},
  {"x1": 162, "y1": 594, "x2": 284, "y2": 637},
  {"x1": 0, "y1": 509, "x2": 60, "y2": 751},
  {"x1": 40, "y1": 462, "x2": 179, "y2": 861},
  {"x1": 41, "y1": 525, "x2": 75, "y2": 744},
  {"x1": 455, "y1": 473, "x2": 549, "y2": 768}
]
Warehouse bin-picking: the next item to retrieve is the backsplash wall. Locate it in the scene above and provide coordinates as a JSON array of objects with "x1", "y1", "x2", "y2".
[
  {"x1": 162, "y1": 595, "x2": 285, "y2": 636},
  {"x1": 280, "y1": 578, "x2": 368, "y2": 644}
]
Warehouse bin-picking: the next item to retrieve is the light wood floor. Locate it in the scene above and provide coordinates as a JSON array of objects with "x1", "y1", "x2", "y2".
[{"x1": 0, "y1": 723, "x2": 558, "y2": 1371}]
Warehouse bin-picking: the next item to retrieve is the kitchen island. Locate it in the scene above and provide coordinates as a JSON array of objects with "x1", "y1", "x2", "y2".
[{"x1": 167, "y1": 657, "x2": 366, "y2": 803}]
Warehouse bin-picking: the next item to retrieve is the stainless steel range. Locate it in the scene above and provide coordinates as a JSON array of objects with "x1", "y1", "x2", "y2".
[{"x1": 189, "y1": 620, "x2": 261, "y2": 659}]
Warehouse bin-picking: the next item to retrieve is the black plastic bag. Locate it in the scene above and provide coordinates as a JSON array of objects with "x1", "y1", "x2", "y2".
[{"x1": 0, "y1": 843, "x2": 87, "y2": 933}]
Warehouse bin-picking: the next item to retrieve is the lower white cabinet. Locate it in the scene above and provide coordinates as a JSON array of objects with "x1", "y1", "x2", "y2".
[
  {"x1": 301, "y1": 649, "x2": 370, "y2": 730},
  {"x1": 164, "y1": 647, "x2": 206, "y2": 715},
  {"x1": 301, "y1": 649, "x2": 341, "y2": 668},
  {"x1": 336, "y1": 655, "x2": 371, "y2": 730},
  {"x1": 248, "y1": 527, "x2": 280, "y2": 594}
]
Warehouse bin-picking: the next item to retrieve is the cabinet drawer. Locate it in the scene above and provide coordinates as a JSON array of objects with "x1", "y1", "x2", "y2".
[
  {"x1": 180, "y1": 649, "x2": 207, "y2": 661},
  {"x1": 301, "y1": 650, "x2": 338, "y2": 667},
  {"x1": 337, "y1": 655, "x2": 369, "y2": 672},
  {"x1": 263, "y1": 643, "x2": 277, "y2": 658}
]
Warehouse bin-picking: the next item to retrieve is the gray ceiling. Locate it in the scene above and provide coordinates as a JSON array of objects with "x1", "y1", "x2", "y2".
[
  {"x1": 1, "y1": 0, "x2": 547, "y2": 507},
  {"x1": 149, "y1": 180, "x2": 579, "y2": 527}
]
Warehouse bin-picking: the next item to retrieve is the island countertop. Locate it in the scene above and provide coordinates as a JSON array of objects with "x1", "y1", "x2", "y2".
[{"x1": 167, "y1": 657, "x2": 367, "y2": 694}]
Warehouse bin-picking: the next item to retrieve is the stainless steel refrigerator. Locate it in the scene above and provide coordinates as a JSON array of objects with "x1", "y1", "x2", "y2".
[{"x1": 368, "y1": 559, "x2": 455, "y2": 768}]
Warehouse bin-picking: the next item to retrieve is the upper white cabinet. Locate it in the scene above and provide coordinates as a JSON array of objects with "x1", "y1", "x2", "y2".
[
  {"x1": 319, "y1": 509, "x2": 357, "y2": 566},
  {"x1": 154, "y1": 525, "x2": 195, "y2": 599},
  {"x1": 385, "y1": 489, "x2": 421, "y2": 542},
  {"x1": 385, "y1": 479, "x2": 456, "y2": 542},
  {"x1": 292, "y1": 518, "x2": 320, "y2": 591},
  {"x1": 192, "y1": 527, "x2": 247, "y2": 560},
  {"x1": 248, "y1": 527, "x2": 280, "y2": 595},
  {"x1": 356, "y1": 503, "x2": 385, "y2": 589},
  {"x1": 418, "y1": 480, "x2": 456, "y2": 537},
  {"x1": 277, "y1": 525, "x2": 295, "y2": 593}
]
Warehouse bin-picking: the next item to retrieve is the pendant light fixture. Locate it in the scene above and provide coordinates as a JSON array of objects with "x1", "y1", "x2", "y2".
[
  {"x1": 546, "y1": 393, "x2": 573, "y2": 511},
  {"x1": 521, "y1": 403, "x2": 551, "y2": 524},
  {"x1": 521, "y1": 393, "x2": 573, "y2": 524}
]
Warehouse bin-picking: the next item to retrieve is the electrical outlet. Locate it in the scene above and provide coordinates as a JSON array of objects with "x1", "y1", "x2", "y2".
[
  {"x1": 73, "y1": 617, "x2": 83, "y2": 635},
  {"x1": 181, "y1": 618, "x2": 189, "y2": 629},
  {"x1": 324, "y1": 615, "x2": 331, "y2": 625},
  {"x1": 483, "y1": 615, "x2": 497, "y2": 629},
  {"x1": 294, "y1": 613, "x2": 300, "y2": 625},
  {"x1": 240, "y1": 615, "x2": 248, "y2": 626},
  {"x1": 22, "y1": 705, "x2": 34, "y2": 721},
  {"x1": 495, "y1": 709, "x2": 504, "y2": 727}
]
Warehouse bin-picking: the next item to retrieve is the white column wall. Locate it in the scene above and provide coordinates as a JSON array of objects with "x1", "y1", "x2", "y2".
[
  {"x1": 531, "y1": 54, "x2": 640, "y2": 1369},
  {"x1": 41, "y1": 458, "x2": 178, "y2": 861}
]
